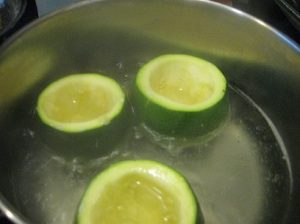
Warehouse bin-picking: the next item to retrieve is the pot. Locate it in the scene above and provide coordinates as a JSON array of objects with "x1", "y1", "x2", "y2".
[
  {"x1": 0, "y1": 0, "x2": 300, "y2": 223},
  {"x1": 275, "y1": 0, "x2": 300, "y2": 32},
  {"x1": 0, "y1": 0, "x2": 27, "y2": 42}
]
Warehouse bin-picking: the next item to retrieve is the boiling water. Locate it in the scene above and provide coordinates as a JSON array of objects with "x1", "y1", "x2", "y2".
[
  {"x1": 1, "y1": 30, "x2": 291, "y2": 223},
  {"x1": 8, "y1": 83, "x2": 291, "y2": 224}
]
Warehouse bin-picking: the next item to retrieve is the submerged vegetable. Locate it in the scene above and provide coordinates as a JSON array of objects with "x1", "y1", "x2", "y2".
[
  {"x1": 134, "y1": 54, "x2": 228, "y2": 137},
  {"x1": 77, "y1": 160, "x2": 203, "y2": 224},
  {"x1": 37, "y1": 73, "x2": 125, "y2": 133},
  {"x1": 36, "y1": 73, "x2": 127, "y2": 159}
]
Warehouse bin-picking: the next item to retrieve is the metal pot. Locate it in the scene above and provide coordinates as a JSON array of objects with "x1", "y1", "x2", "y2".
[
  {"x1": 0, "y1": 0, "x2": 27, "y2": 41},
  {"x1": 0, "y1": 0, "x2": 299, "y2": 223}
]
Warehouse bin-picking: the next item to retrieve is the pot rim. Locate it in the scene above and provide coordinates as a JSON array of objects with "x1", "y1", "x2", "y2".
[{"x1": 0, "y1": 0, "x2": 299, "y2": 223}]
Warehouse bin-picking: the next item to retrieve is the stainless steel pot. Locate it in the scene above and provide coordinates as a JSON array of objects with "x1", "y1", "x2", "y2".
[
  {"x1": 0, "y1": 0, "x2": 299, "y2": 223},
  {"x1": 0, "y1": 0, "x2": 27, "y2": 40}
]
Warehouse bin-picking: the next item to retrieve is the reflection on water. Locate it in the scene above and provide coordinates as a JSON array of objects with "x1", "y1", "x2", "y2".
[{"x1": 12, "y1": 86, "x2": 291, "y2": 224}]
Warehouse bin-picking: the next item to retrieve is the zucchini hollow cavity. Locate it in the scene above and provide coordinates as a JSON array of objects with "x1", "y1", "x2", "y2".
[
  {"x1": 36, "y1": 73, "x2": 128, "y2": 160},
  {"x1": 134, "y1": 54, "x2": 228, "y2": 138}
]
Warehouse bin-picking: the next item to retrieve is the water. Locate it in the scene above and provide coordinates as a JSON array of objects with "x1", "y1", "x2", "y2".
[
  {"x1": 0, "y1": 29, "x2": 291, "y2": 223},
  {"x1": 8, "y1": 83, "x2": 291, "y2": 224}
]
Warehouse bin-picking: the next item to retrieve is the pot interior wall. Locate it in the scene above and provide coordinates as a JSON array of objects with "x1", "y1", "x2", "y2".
[{"x1": 0, "y1": 1, "x2": 300, "y2": 223}]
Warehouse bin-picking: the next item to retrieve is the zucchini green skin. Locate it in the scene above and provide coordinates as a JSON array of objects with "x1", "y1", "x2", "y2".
[
  {"x1": 35, "y1": 102, "x2": 130, "y2": 160},
  {"x1": 75, "y1": 199, "x2": 204, "y2": 224},
  {"x1": 133, "y1": 84, "x2": 229, "y2": 138},
  {"x1": 75, "y1": 160, "x2": 204, "y2": 224}
]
